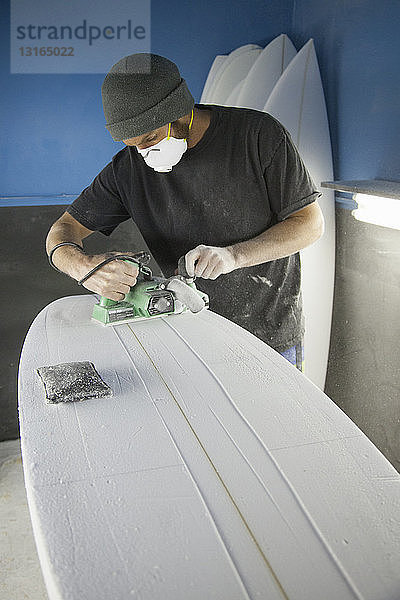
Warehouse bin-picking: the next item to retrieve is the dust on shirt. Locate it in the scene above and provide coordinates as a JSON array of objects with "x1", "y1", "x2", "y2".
[{"x1": 67, "y1": 104, "x2": 320, "y2": 352}]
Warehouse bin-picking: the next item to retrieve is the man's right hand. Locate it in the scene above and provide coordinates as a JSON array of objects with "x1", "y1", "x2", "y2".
[
  {"x1": 46, "y1": 213, "x2": 139, "y2": 300},
  {"x1": 78, "y1": 253, "x2": 139, "y2": 301}
]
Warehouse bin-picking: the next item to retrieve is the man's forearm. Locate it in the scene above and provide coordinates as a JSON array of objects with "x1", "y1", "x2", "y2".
[
  {"x1": 228, "y1": 202, "x2": 324, "y2": 269},
  {"x1": 46, "y1": 219, "x2": 91, "y2": 280},
  {"x1": 46, "y1": 215, "x2": 139, "y2": 299},
  {"x1": 184, "y1": 202, "x2": 325, "y2": 279}
]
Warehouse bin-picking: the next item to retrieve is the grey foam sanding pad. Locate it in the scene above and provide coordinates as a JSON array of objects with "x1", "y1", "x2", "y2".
[{"x1": 36, "y1": 361, "x2": 112, "y2": 404}]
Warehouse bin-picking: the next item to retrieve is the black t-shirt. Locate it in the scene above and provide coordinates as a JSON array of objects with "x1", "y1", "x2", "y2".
[{"x1": 67, "y1": 104, "x2": 320, "y2": 352}]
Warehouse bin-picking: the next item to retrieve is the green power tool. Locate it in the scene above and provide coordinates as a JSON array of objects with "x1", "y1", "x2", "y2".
[{"x1": 90, "y1": 253, "x2": 209, "y2": 326}]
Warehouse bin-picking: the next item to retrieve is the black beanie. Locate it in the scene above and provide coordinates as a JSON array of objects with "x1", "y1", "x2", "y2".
[{"x1": 101, "y1": 53, "x2": 195, "y2": 141}]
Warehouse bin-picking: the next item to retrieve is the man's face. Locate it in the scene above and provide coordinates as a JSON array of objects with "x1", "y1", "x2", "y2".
[
  {"x1": 123, "y1": 124, "x2": 167, "y2": 150},
  {"x1": 123, "y1": 118, "x2": 190, "y2": 150}
]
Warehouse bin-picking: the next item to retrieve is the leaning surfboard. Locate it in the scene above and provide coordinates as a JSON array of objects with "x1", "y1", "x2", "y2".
[
  {"x1": 224, "y1": 77, "x2": 245, "y2": 107},
  {"x1": 200, "y1": 55, "x2": 226, "y2": 104},
  {"x1": 18, "y1": 295, "x2": 400, "y2": 600},
  {"x1": 264, "y1": 39, "x2": 335, "y2": 390},
  {"x1": 234, "y1": 34, "x2": 297, "y2": 110},
  {"x1": 203, "y1": 44, "x2": 262, "y2": 105}
]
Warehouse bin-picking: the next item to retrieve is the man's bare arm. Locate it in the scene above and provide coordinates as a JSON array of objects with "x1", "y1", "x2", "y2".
[
  {"x1": 185, "y1": 201, "x2": 324, "y2": 279},
  {"x1": 229, "y1": 201, "x2": 324, "y2": 268},
  {"x1": 46, "y1": 212, "x2": 95, "y2": 279},
  {"x1": 46, "y1": 212, "x2": 138, "y2": 300}
]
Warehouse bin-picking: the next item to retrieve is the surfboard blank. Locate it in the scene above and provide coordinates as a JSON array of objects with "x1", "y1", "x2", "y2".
[
  {"x1": 264, "y1": 39, "x2": 335, "y2": 390},
  {"x1": 201, "y1": 44, "x2": 262, "y2": 105},
  {"x1": 224, "y1": 77, "x2": 245, "y2": 107},
  {"x1": 201, "y1": 35, "x2": 296, "y2": 109},
  {"x1": 18, "y1": 296, "x2": 400, "y2": 600},
  {"x1": 234, "y1": 34, "x2": 297, "y2": 110},
  {"x1": 200, "y1": 55, "x2": 226, "y2": 104}
]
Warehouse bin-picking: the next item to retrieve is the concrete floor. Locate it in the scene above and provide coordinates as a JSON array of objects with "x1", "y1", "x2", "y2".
[{"x1": 0, "y1": 439, "x2": 48, "y2": 600}]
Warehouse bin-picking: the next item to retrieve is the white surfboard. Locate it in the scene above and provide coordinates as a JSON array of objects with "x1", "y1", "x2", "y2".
[
  {"x1": 228, "y1": 43, "x2": 262, "y2": 57},
  {"x1": 224, "y1": 78, "x2": 245, "y2": 106},
  {"x1": 203, "y1": 44, "x2": 262, "y2": 105},
  {"x1": 201, "y1": 44, "x2": 262, "y2": 104},
  {"x1": 264, "y1": 39, "x2": 335, "y2": 390},
  {"x1": 200, "y1": 56, "x2": 226, "y2": 104},
  {"x1": 18, "y1": 295, "x2": 400, "y2": 600},
  {"x1": 221, "y1": 42, "x2": 278, "y2": 107},
  {"x1": 234, "y1": 34, "x2": 297, "y2": 110}
]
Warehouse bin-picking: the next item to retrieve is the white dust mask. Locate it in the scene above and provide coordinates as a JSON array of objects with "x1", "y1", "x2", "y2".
[{"x1": 137, "y1": 110, "x2": 194, "y2": 173}]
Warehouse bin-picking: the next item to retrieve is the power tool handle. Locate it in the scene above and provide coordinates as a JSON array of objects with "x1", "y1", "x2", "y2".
[
  {"x1": 99, "y1": 297, "x2": 117, "y2": 307},
  {"x1": 178, "y1": 255, "x2": 192, "y2": 279},
  {"x1": 98, "y1": 259, "x2": 142, "y2": 306}
]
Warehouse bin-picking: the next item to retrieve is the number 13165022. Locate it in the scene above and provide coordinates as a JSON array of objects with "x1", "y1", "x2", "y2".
[{"x1": 19, "y1": 47, "x2": 74, "y2": 56}]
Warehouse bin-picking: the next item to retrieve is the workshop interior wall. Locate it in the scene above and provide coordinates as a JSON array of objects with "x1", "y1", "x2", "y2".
[
  {"x1": 288, "y1": 0, "x2": 400, "y2": 182},
  {"x1": 1, "y1": 0, "x2": 399, "y2": 470},
  {"x1": 287, "y1": 0, "x2": 400, "y2": 470},
  {"x1": 0, "y1": 0, "x2": 292, "y2": 197}
]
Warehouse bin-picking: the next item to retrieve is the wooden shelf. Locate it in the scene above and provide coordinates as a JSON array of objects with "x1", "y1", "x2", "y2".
[{"x1": 321, "y1": 180, "x2": 400, "y2": 200}]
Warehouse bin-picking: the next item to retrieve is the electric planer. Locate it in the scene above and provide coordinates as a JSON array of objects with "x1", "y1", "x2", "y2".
[{"x1": 89, "y1": 252, "x2": 209, "y2": 326}]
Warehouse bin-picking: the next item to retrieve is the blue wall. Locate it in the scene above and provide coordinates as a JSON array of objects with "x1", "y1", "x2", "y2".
[
  {"x1": 290, "y1": 0, "x2": 400, "y2": 181},
  {"x1": 0, "y1": 0, "x2": 291, "y2": 201},
  {"x1": 1, "y1": 0, "x2": 399, "y2": 203}
]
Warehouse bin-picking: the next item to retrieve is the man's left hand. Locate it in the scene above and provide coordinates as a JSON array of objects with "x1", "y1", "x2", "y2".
[{"x1": 184, "y1": 245, "x2": 236, "y2": 279}]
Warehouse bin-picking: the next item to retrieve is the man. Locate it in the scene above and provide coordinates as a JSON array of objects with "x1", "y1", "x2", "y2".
[{"x1": 46, "y1": 53, "x2": 324, "y2": 370}]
